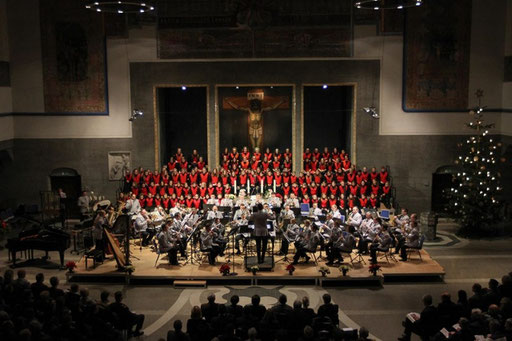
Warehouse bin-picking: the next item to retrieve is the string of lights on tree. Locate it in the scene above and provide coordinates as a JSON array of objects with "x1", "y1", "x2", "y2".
[{"x1": 445, "y1": 89, "x2": 505, "y2": 234}]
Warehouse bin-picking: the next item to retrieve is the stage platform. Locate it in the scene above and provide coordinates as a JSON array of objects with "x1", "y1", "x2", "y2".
[{"x1": 69, "y1": 242, "x2": 445, "y2": 286}]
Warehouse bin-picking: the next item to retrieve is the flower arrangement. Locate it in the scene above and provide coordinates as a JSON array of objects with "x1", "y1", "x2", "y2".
[
  {"x1": 318, "y1": 266, "x2": 330, "y2": 277},
  {"x1": 339, "y1": 264, "x2": 351, "y2": 276},
  {"x1": 368, "y1": 264, "x2": 381, "y2": 276},
  {"x1": 219, "y1": 263, "x2": 230, "y2": 276},
  {"x1": 65, "y1": 261, "x2": 77, "y2": 273},
  {"x1": 286, "y1": 264, "x2": 295, "y2": 275},
  {"x1": 250, "y1": 265, "x2": 259, "y2": 275}
]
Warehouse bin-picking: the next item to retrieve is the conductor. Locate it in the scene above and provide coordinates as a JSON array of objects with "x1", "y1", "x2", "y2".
[{"x1": 249, "y1": 203, "x2": 272, "y2": 264}]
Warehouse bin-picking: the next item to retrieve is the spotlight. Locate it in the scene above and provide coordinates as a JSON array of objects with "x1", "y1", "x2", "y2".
[
  {"x1": 322, "y1": 85, "x2": 328, "y2": 89},
  {"x1": 181, "y1": 86, "x2": 187, "y2": 90},
  {"x1": 236, "y1": 86, "x2": 240, "y2": 89},
  {"x1": 129, "y1": 109, "x2": 144, "y2": 122},
  {"x1": 363, "y1": 106, "x2": 380, "y2": 119}
]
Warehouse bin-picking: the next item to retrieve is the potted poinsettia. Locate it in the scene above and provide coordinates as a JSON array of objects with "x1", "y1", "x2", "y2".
[
  {"x1": 339, "y1": 264, "x2": 351, "y2": 276},
  {"x1": 65, "y1": 261, "x2": 77, "y2": 273},
  {"x1": 368, "y1": 264, "x2": 381, "y2": 276},
  {"x1": 286, "y1": 264, "x2": 295, "y2": 275},
  {"x1": 318, "y1": 266, "x2": 330, "y2": 277},
  {"x1": 219, "y1": 263, "x2": 230, "y2": 276}
]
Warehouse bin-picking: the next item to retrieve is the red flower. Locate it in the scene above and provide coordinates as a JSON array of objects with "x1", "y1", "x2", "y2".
[
  {"x1": 65, "y1": 261, "x2": 77, "y2": 270},
  {"x1": 219, "y1": 263, "x2": 230, "y2": 275},
  {"x1": 286, "y1": 264, "x2": 295, "y2": 272}
]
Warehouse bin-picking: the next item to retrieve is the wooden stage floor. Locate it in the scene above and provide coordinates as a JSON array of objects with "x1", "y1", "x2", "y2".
[{"x1": 71, "y1": 241, "x2": 445, "y2": 285}]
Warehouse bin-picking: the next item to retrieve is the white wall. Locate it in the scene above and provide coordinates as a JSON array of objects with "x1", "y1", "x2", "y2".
[{"x1": 5, "y1": 0, "x2": 511, "y2": 139}]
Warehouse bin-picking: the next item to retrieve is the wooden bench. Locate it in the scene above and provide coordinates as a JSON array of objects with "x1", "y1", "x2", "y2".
[
  {"x1": 173, "y1": 280, "x2": 207, "y2": 288},
  {"x1": 85, "y1": 249, "x2": 104, "y2": 270}
]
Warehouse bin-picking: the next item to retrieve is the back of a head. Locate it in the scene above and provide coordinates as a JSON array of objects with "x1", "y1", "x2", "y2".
[
  {"x1": 359, "y1": 327, "x2": 369, "y2": 339},
  {"x1": 50, "y1": 276, "x2": 59, "y2": 288},
  {"x1": 279, "y1": 294, "x2": 287, "y2": 305},
  {"x1": 458, "y1": 317, "x2": 469, "y2": 329},
  {"x1": 114, "y1": 291, "x2": 123, "y2": 303},
  {"x1": 248, "y1": 327, "x2": 258, "y2": 339},
  {"x1": 423, "y1": 294, "x2": 433, "y2": 306},
  {"x1": 472, "y1": 283, "x2": 482, "y2": 294},
  {"x1": 230, "y1": 295, "x2": 239, "y2": 306},
  {"x1": 441, "y1": 292, "x2": 451, "y2": 303},
  {"x1": 303, "y1": 325, "x2": 314, "y2": 338},
  {"x1": 173, "y1": 319, "x2": 182, "y2": 332},
  {"x1": 257, "y1": 203, "x2": 263, "y2": 211},
  {"x1": 323, "y1": 293, "x2": 331, "y2": 304},
  {"x1": 35, "y1": 273, "x2": 44, "y2": 283},
  {"x1": 100, "y1": 291, "x2": 110, "y2": 303},
  {"x1": 207, "y1": 293, "x2": 216, "y2": 303},
  {"x1": 252, "y1": 294, "x2": 260, "y2": 306},
  {"x1": 505, "y1": 318, "x2": 512, "y2": 331},
  {"x1": 489, "y1": 278, "x2": 499, "y2": 290},
  {"x1": 70, "y1": 283, "x2": 79, "y2": 293},
  {"x1": 458, "y1": 290, "x2": 468, "y2": 303},
  {"x1": 293, "y1": 300, "x2": 302, "y2": 309},
  {"x1": 302, "y1": 296, "x2": 310, "y2": 308},
  {"x1": 17, "y1": 270, "x2": 26, "y2": 279},
  {"x1": 191, "y1": 306, "x2": 202, "y2": 319}
]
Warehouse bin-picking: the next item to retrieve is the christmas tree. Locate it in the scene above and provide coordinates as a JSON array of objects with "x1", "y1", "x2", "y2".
[{"x1": 445, "y1": 90, "x2": 504, "y2": 235}]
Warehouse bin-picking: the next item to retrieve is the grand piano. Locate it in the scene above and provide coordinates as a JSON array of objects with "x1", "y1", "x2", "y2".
[{"x1": 6, "y1": 226, "x2": 71, "y2": 268}]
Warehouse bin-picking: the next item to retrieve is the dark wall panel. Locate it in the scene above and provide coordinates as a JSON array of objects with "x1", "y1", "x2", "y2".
[
  {"x1": 303, "y1": 86, "x2": 352, "y2": 153},
  {"x1": 158, "y1": 87, "x2": 207, "y2": 165}
]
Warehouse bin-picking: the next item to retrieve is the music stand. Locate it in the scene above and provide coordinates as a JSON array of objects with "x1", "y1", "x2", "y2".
[{"x1": 182, "y1": 224, "x2": 202, "y2": 265}]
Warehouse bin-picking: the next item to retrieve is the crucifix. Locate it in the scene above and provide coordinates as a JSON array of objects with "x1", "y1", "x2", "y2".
[{"x1": 223, "y1": 88, "x2": 288, "y2": 150}]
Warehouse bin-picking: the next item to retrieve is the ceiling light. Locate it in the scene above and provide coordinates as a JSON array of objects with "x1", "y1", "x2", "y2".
[
  {"x1": 355, "y1": 0, "x2": 423, "y2": 10},
  {"x1": 85, "y1": 1, "x2": 155, "y2": 14},
  {"x1": 322, "y1": 85, "x2": 328, "y2": 89}
]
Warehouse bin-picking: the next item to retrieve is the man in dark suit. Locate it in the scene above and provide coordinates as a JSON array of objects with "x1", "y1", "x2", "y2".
[
  {"x1": 317, "y1": 294, "x2": 339, "y2": 326},
  {"x1": 244, "y1": 294, "x2": 267, "y2": 327},
  {"x1": 437, "y1": 292, "x2": 459, "y2": 329},
  {"x1": 265, "y1": 294, "x2": 293, "y2": 327},
  {"x1": 398, "y1": 294, "x2": 438, "y2": 341},
  {"x1": 250, "y1": 203, "x2": 273, "y2": 263},
  {"x1": 201, "y1": 293, "x2": 220, "y2": 323},
  {"x1": 109, "y1": 291, "x2": 145, "y2": 337}
]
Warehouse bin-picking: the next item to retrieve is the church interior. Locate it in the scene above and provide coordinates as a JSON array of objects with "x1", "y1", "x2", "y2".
[{"x1": 0, "y1": 0, "x2": 512, "y2": 340}]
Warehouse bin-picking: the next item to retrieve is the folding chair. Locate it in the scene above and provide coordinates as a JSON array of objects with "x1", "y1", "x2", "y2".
[
  {"x1": 406, "y1": 235, "x2": 426, "y2": 261},
  {"x1": 153, "y1": 239, "x2": 162, "y2": 267}
]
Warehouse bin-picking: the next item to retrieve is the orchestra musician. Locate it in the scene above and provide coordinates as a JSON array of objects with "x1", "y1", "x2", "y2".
[
  {"x1": 293, "y1": 223, "x2": 321, "y2": 265},
  {"x1": 200, "y1": 224, "x2": 221, "y2": 265},
  {"x1": 233, "y1": 203, "x2": 250, "y2": 254},
  {"x1": 211, "y1": 218, "x2": 227, "y2": 256},
  {"x1": 326, "y1": 227, "x2": 355, "y2": 266},
  {"x1": 330, "y1": 205, "x2": 343, "y2": 219},
  {"x1": 356, "y1": 211, "x2": 375, "y2": 254},
  {"x1": 278, "y1": 218, "x2": 300, "y2": 256},
  {"x1": 206, "y1": 205, "x2": 223, "y2": 220},
  {"x1": 285, "y1": 193, "x2": 300, "y2": 208},
  {"x1": 309, "y1": 202, "x2": 323, "y2": 218},
  {"x1": 157, "y1": 221, "x2": 179, "y2": 265},
  {"x1": 346, "y1": 206, "x2": 362, "y2": 230},
  {"x1": 369, "y1": 221, "x2": 392, "y2": 264},
  {"x1": 280, "y1": 204, "x2": 295, "y2": 220},
  {"x1": 393, "y1": 208, "x2": 410, "y2": 228},
  {"x1": 126, "y1": 194, "x2": 141, "y2": 215},
  {"x1": 134, "y1": 209, "x2": 154, "y2": 247},
  {"x1": 93, "y1": 209, "x2": 107, "y2": 260}
]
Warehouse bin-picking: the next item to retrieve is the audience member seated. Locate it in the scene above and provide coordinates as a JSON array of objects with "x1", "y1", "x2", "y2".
[
  {"x1": 167, "y1": 319, "x2": 191, "y2": 341},
  {"x1": 109, "y1": 291, "x2": 145, "y2": 337}
]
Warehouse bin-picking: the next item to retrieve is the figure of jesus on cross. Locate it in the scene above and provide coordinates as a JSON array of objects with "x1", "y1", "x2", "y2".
[{"x1": 224, "y1": 88, "x2": 287, "y2": 150}]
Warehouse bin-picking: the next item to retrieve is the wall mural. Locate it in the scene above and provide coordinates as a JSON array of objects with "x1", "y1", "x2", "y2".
[
  {"x1": 40, "y1": 0, "x2": 107, "y2": 113},
  {"x1": 403, "y1": 0, "x2": 472, "y2": 111},
  {"x1": 157, "y1": 0, "x2": 352, "y2": 59}
]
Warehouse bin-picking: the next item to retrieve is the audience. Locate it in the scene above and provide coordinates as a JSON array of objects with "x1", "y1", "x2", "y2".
[{"x1": 397, "y1": 271, "x2": 512, "y2": 341}]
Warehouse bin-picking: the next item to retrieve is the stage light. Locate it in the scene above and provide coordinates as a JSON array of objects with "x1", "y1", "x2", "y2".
[
  {"x1": 236, "y1": 86, "x2": 240, "y2": 89},
  {"x1": 85, "y1": 1, "x2": 155, "y2": 14},
  {"x1": 363, "y1": 106, "x2": 380, "y2": 119},
  {"x1": 181, "y1": 86, "x2": 187, "y2": 90},
  {"x1": 129, "y1": 109, "x2": 144, "y2": 122},
  {"x1": 322, "y1": 85, "x2": 328, "y2": 89},
  {"x1": 355, "y1": 0, "x2": 423, "y2": 10}
]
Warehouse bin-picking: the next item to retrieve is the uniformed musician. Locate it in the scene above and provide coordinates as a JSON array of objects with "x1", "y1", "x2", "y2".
[
  {"x1": 158, "y1": 221, "x2": 179, "y2": 265},
  {"x1": 200, "y1": 224, "x2": 221, "y2": 265}
]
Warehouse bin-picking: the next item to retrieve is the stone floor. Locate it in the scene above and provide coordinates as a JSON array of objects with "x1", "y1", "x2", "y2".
[{"x1": 1, "y1": 221, "x2": 512, "y2": 341}]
